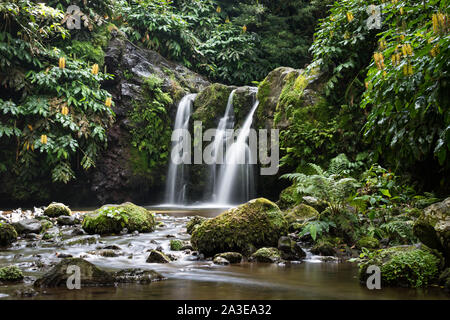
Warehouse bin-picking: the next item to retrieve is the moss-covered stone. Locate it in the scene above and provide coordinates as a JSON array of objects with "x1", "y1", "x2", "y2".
[
  {"x1": 170, "y1": 239, "x2": 183, "y2": 251},
  {"x1": 0, "y1": 265, "x2": 24, "y2": 282},
  {"x1": 233, "y1": 86, "x2": 258, "y2": 126},
  {"x1": 214, "y1": 252, "x2": 243, "y2": 264},
  {"x1": 359, "y1": 245, "x2": 441, "y2": 287},
  {"x1": 34, "y1": 258, "x2": 115, "y2": 287},
  {"x1": 0, "y1": 223, "x2": 18, "y2": 246},
  {"x1": 186, "y1": 216, "x2": 206, "y2": 234},
  {"x1": 311, "y1": 239, "x2": 336, "y2": 256},
  {"x1": 283, "y1": 204, "x2": 319, "y2": 224},
  {"x1": 356, "y1": 236, "x2": 380, "y2": 250},
  {"x1": 413, "y1": 197, "x2": 450, "y2": 261},
  {"x1": 277, "y1": 236, "x2": 306, "y2": 260},
  {"x1": 146, "y1": 250, "x2": 171, "y2": 263},
  {"x1": 277, "y1": 184, "x2": 302, "y2": 210},
  {"x1": 250, "y1": 247, "x2": 281, "y2": 263},
  {"x1": 191, "y1": 198, "x2": 288, "y2": 256},
  {"x1": 82, "y1": 202, "x2": 156, "y2": 235},
  {"x1": 44, "y1": 202, "x2": 71, "y2": 217},
  {"x1": 192, "y1": 83, "x2": 236, "y2": 130}
]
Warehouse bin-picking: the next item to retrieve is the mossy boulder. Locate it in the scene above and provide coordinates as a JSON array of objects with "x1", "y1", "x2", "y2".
[
  {"x1": 0, "y1": 265, "x2": 24, "y2": 282},
  {"x1": 192, "y1": 83, "x2": 236, "y2": 130},
  {"x1": 282, "y1": 204, "x2": 319, "y2": 224},
  {"x1": 191, "y1": 198, "x2": 288, "y2": 256},
  {"x1": 0, "y1": 223, "x2": 18, "y2": 246},
  {"x1": 277, "y1": 184, "x2": 302, "y2": 210},
  {"x1": 44, "y1": 202, "x2": 71, "y2": 217},
  {"x1": 358, "y1": 245, "x2": 442, "y2": 287},
  {"x1": 214, "y1": 252, "x2": 243, "y2": 264},
  {"x1": 113, "y1": 268, "x2": 165, "y2": 284},
  {"x1": 356, "y1": 236, "x2": 380, "y2": 250},
  {"x1": 169, "y1": 239, "x2": 183, "y2": 251},
  {"x1": 413, "y1": 197, "x2": 450, "y2": 262},
  {"x1": 311, "y1": 239, "x2": 336, "y2": 256},
  {"x1": 277, "y1": 236, "x2": 306, "y2": 260},
  {"x1": 233, "y1": 86, "x2": 258, "y2": 126},
  {"x1": 82, "y1": 202, "x2": 156, "y2": 235},
  {"x1": 186, "y1": 216, "x2": 206, "y2": 234},
  {"x1": 34, "y1": 258, "x2": 115, "y2": 287},
  {"x1": 250, "y1": 247, "x2": 281, "y2": 263},
  {"x1": 146, "y1": 250, "x2": 171, "y2": 263}
]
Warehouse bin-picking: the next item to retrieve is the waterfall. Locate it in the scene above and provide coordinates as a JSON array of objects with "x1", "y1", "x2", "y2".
[
  {"x1": 165, "y1": 93, "x2": 197, "y2": 204},
  {"x1": 207, "y1": 89, "x2": 236, "y2": 201},
  {"x1": 215, "y1": 96, "x2": 259, "y2": 205}
]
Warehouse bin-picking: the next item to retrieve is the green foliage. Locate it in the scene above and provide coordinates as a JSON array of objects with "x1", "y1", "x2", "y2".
[
  {"x1": 0, "y1": 265, "x2": 24, "y2": 282},
  {"x1": 281, "y1": 154, "x2": 360, "y2": 214},
  {"x1": 129, "y1": 75, "x2": 172, "y2": 179},
  {"x1": 361, "y1": 0, "x2": 449, "y2": 173},
  {"x1": 299, "y1": 218, "x2": 336, "y2": 241}
]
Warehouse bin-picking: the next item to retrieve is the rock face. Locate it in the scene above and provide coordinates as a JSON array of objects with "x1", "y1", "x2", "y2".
[
  {"x1": 89, "y1": 33, "x2": 210, "y2": 204},
  {"x1": 44, "y1": 202, "x2": 71, "y2": 217},
  {"x1": 413, "y1": 197, "x2": 450, "y2": 263},
  {"x1": 34, "y1": 258, "x2": 115, "y2": 287},
  {"x1": 12, "y1": 219, "x2": 42, "y2": 234},
  {"x1": 358, "y1": 245, "x2": 442, "y2": 287},
  {"x1": 191, "y1": 198, "x2": 288, "y2": 256},
  {"x1": 0, "y1": 223, "x2": 18, "y2": 246},
  {"x1": 82, "y1": 202, "x2": 156, "y2": 235}
]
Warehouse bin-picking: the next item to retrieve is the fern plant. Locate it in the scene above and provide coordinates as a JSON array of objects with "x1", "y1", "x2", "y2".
[{"x1": 281, "y1": 154, "x2": 360, "y2": 215}]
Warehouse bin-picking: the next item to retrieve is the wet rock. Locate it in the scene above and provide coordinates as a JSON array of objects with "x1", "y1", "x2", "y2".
[
  {"x1": 181, "y1": 244, "x2": 194, "y2": 251},
  {"x1": 65, "y1": 235, "x2": 99, "y2": 246},
  {"x1": 14, "y1": 287, "x2": 38, "y2": 297},
  {"x1": 146, "y1": 250, "x2": 171, "y2": 263},
  {"x1": 213, "y1": 256, "x2": 230, "y2": 265},
  {"x1": 71, "y1": 226, "x2": 86, "y2": 236},
  {"x1": 113, "y1": 269, "x2": 165, "y2": 284},
  {"x1": 57, "y1": 215, "x2": 79, "y2": 226},
  {"x1": 0, "y1": 265, "x2": 24, "y2": 283},
  {"x1": 214, "y1": 252, "x2": 243, "y2": 264},
  {"x1": 12, "y1": 219, "x2": 42, "y2": 234},
  {"x1": 250, "y1": 247, "x2": 281, "y2": 263},
  {"x1": 186, "y1": 216, "x2": 206, "y2": 234},
  {"x1": 277, "y1": 236, "x2": 306, "y2": 260},
  {"x1": 191, "y1": 198, "x2": 288, "y2": 256},
  {"x1": 82, "y1": 202, "x2": 156, "y2": 235},
  {"x1": 413, "y1": 197, "x2": 450, "y2": 261},
  {"x1": 96, "y1": 249, "x2": 120, "y2": 258},
  {"x1": 100, "y1": 245, "x2": 121, "y2": 250},
  {"x1": 34, "y1": 258, "x2": 115, "y2": 287},
  {"x1": 0, "y1": 223, "x2": 18, "y2": 246},
  {"x1": 439, "y1": 268, "x2": 450, "y2": 293},
  {"x1": 165, "y1": 234, "x2": 176, "y2": 238},
  {"x1": 44, "y1": 202, "x2": 71, "y2": 217},
  {"x1": 57, "y1": 253, "x2": 73, "y2": 258}
]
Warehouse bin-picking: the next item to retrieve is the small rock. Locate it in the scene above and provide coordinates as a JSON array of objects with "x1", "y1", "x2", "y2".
[
  {"x1": 57, "y1": 215, "x2": 79, "y2": 226},
  {"x1": 213, "y1": 256, "x2": 230, "y2": 265},
  {"x1": 113, "y1": 269, "x2": 165, "y2": 283},
  {"x1": 12, "y1": 219, "x2": 42, "y2": 234},
  {"x1": 214, "y1": 252, "x2": 243, "y2": 264},
  {"x1": 146, "y1": 250, "x2": 171, "y2": 263},
  {"x1": 57, "y1": 253, "x2": 73, "y2": 258}
]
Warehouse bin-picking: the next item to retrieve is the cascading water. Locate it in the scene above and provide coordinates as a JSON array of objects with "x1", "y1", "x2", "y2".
[
  {"x1": 164, "y1": 93, "x2": 197, "y2": 204},
  {"x1": 207, "y1": 89, "x2": 236, "y2": 201},
  {"x1": 215, "y1": 93, "x2": 259, "y2": 205}
]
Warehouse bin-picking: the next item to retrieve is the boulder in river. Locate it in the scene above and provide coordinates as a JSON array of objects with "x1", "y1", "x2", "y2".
[
  {"x1": 82, "y1": 202, "x2": 156, "y2": 235},
  {"x1": 57, "y1": 215, "x2": 79, "y2": 226},
  {"x1": 277, "y1": 236, "x2": 306, "y2": 260},
  {"x1": 146, "y1": 250, "x2": 171, "y2": 263},
  {"x1": 33, "y1": 258, "x2": 115, "y2": 287},
  {"x1": 0, "y1": 223, "x2": 18, "y2": 246},
  {"x1": 282, "y1": 204, "x2": 319, "y2": 224},
  {"x1": 113, "y1": 269, "x2": 165, "y2": 283},
  {"x1": 213, "y1": 256, "x2": 230, "y2": 265},
  {"x1": 186, "y1": 216, "x2": 206, "y2": 234},
  {"x1": 12, "y1": 219, "x2": 42, "y2": 234},
  {"x1": 358, "y1": 245, "x2": 442, "y2": 287},
  {"x1": 250, "y1": 247, "x2": 282, "y2": 263},
  {"x1": 44, "y1": 202, "x2": 71, "y2": 217},
  {"x1": 214, "y1": 252, "x2": 243, "y2": 264},
  {"x1": 413, "y1": 197, "x2": 450, "y2": 262},
  {"x1": 191, "y1": 198, "x2": 288, "y2": 256}
]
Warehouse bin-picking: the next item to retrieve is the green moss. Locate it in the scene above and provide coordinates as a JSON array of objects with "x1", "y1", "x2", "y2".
[
  {"x1": 191, "y1": 198, "x2": 288, "y2": 256},
  {"x1": 70, "y1": 40, "x2": 105, "y2": 65},
  {"x1": 186, "y1": 216, "x2": 206, "y2": 234},
  {"x1": 277, "y1": 184, "x2": 302, "y2": 209},
  {"x1": 170, "y1": 239, "x2": 183, "y2": 251},
  {"x1": 0, "y1": 223, "x2": 18, "y2": 246},
  {"x1": 40, "y1": 220, "x2": 53, "y2": 234},
  {"x1": 44, "y1": 202, "x2": 71, "y2": 217},
  {"x1": 359, "y1": 246, "x2": 441, "y2": 287},
  {"x1": 356, "y1": 236, "x2": 380, "y2": 249},
  {"x1": 311, "y1": 238, "x2": 336, "y2": 256},
  {"x1": 0, "y1": 265, "x2": 23, "y2": 282},
  {"x1": 283, "y1": 204, "x2": 319, "y2": 224},
  {"x1": 82, "y1": 202, "x2": 156, "y2": 235},
  {"x1": 250, "y1": 247, "x2": 281, "y2": 263},
  {"x1": 192, "y1": 83, "x2": 235, "y2": 130}
]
